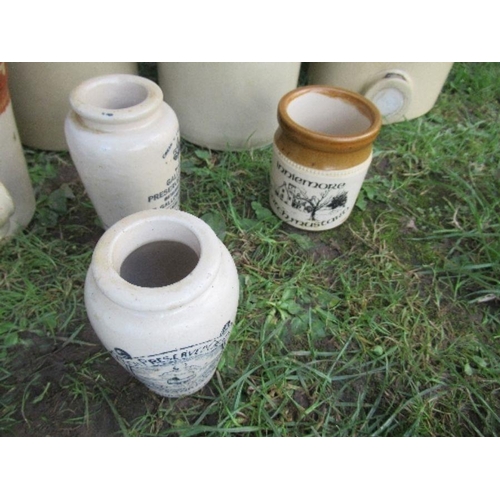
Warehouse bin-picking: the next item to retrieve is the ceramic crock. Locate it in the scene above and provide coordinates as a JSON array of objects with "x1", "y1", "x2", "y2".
[
  {"x1": 157, "y1": 62, "x2": 301, "y2": 150},
  {"x1": 65, "y1": 74, "x2": 180, "y2": 229},
  {"x1": 269, "y1": 85, "x2": 382, "y2": 231},
  {"x1": 0, "y1": 62, "x2": 35, "y2": 240},
  {"x1": 308, "y1": 63, "x2": 453, "y2": 124},
  {"x1": 7, "y1": 62, "x2": 138, "y2": 151},
  {"x1": 85, "y1": 209, "x2": 239, "y2": 398}
]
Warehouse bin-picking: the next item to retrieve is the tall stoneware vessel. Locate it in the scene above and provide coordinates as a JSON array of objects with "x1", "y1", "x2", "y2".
[
  {"x1": 270, "y1": 85, "x2": 381, "y2": 231},
  {"x1": 65, "y1": 74, "x2": 180, "y2": 229},
  {"x1": 85, "y1": 209, "x2": 239, "y2": 398},
  {"x1": 308, "y1": 63, "x2": 453, "y2": 123},
  {"x1": 0, "y1": 62, "x2": 35, "y2": 240},
  {"x1": 7, "y1": 62, "x2": 138, "y2": 151},
  {"x1": 157, "y1": 62, "x2": 301, "y2": 150}
]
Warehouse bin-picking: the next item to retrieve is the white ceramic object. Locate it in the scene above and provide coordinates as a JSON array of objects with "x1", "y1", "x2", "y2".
[
  {"x1": 85, "y1": 209, "x2": 239, "y2": 398},
  {"x1": 157, "y1": 62, "x2": 301, "y2": 150},
  {"x1": 65, "y1": 74, "x2": 180, "y2": 229},
  {"x1": 308, "y1": 62, "x2": 453, "y2": 123},
  {"x1": 0, "y1": 182, "x2": 15, "y2": 239},
  {"x1": 270, "y1": 86, "x2": 381, "y2": 231},
  {"x1": 7, "y1": 62, "x2": 138, "y2": 151},
  {"x1": 0, "y1": 63, "x2": 36, "y2": 240}
]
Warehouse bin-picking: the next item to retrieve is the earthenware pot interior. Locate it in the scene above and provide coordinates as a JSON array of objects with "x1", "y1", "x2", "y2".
[
  {"x1": 287, "y1": 92, "x2": 373, "y2": 136},
  {"x1": 81, "y1": 80, "x2": 149, "y2": 110},
  {"x1": 120, "y1": 240, "x2": 200, "y2": 288}
]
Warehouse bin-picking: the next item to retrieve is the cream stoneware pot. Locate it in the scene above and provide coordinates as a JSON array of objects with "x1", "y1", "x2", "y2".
[
  {"x1": 0, "y1": 63, "x2": 35, "y2": 240},
  {"x1": 85, "y1": 209, "x2": 239, "y2": 398},
  {"x1": 157, "y1": 62, "x2": 301, "y2": 150},
  {"x1": 308, "y1": 62, "x2": 453, "y2": 124},
  {"x1": 7, "y1": 62, "x2": 138, "y2": 151},
  {"x1": 270, "y1": 85, "x2": 381, "y2": 231},
  {"x1": 65, "y1": 74, "x2": 180, "y2": 229}
]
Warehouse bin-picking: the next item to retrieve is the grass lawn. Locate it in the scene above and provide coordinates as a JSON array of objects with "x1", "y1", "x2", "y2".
[{"x1": 0, "y1": 62, "x2": 499, "y2": 436}]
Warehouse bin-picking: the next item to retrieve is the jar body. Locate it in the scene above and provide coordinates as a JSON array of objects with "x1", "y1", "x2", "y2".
[
  {"x1": 270, "y1": 86, "x2": 381, "y2": 231},
  {"x1": 85, "y1": 209, "x2": 239, "y2": 398},
  {"x1": 270, "y1": 141, "x2": 372, "y2": 231},
  {"x1": 308, "y1": 62, "x2": 453, "y2": 123},
  {"x1": 157, "y1": 62, "x2": 301, "y2": 151},
  {"x1": 8, "y1": 62, "x2": 138, "y2": 151},
  {"x1": 65, "y1": 74, "x2": 180, "y2": 229},
  {"x1": 0, "y1": 63, "x2": 35, "y2": 240}
]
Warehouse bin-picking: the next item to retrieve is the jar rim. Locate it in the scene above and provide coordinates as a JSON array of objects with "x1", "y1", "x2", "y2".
[
  {"x1": 89, "y1": 209, "x2": 222, "y2": 312},
  {"x1": 69, "y1": 74, "x2": 163, "y2": 125},
  {"x1": 278, "y1": 85, "x2": 382, "y2": 153}
]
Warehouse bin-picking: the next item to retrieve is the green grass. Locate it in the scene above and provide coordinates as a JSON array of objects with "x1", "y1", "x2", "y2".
[{"x1": 1, "y1": 62, "x2": 499, "y2": 436}]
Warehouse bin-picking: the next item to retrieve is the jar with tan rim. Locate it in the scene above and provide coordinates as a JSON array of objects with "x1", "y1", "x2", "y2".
[
  {"x1": 269, "y1": 85, "x2": 382, "y2": 231},
  {"x1": 0, "y1": 62, "x2": 35, "y2": 241}
]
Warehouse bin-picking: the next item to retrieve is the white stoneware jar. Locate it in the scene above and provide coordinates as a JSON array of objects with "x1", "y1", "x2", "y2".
[
  {"x1": 0, "y1": 63, "x2": 36, "y2": 240},
  {"x1": 65, "y1": 74, "x2": 180, "y2": 229},
  {"x1": 7, "y1": 62, "x2": 138, "y2": 151},
  {"x1": 157, "y1": 62, "x2": 301, "y2": 150},
  {"x1": 308, "y1": 63, "x2": 453, "y2": 124},
  {"x1": 85, "y1": 209, "x2": 239, "y2": 398},
  {"x1": 270, "y1": 85, "x2": 381, "y2": 231}
]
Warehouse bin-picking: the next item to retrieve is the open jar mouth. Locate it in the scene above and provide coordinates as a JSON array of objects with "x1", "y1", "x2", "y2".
[
  {"x1": 90, "y1": 209, "x2": 222, "y2": 311},
  {"x1": 278, "y1": 85, "x2": 382, "y2": 152},
  {"x1": 70, "y1": 74, "x2": 163, "y2": 125}
]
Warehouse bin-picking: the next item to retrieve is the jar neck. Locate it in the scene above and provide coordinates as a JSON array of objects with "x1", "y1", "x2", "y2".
[
  {"x1": 90, "y1": 210, "x2": 223, "y2": 312},
  {"x1": 69, "y1": 74, "x2": 164, "y2": 132},
  {"x1": 275, "y1": 128, "x2": 373, "y2": 170}
]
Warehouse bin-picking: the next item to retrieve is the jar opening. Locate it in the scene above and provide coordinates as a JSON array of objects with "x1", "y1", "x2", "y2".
[
  {"x1": 287, "y1": 92, "x2": 372, "y2": 136},
  {"x1": 82, "y1": 81, "x2": 149, "y2": 110},
  {"x1": 92, "y1": 210, "x2": 223, "y2": 311},
  {"x1": 120, "y1": 241, "x2": 200, "y2": 288}
]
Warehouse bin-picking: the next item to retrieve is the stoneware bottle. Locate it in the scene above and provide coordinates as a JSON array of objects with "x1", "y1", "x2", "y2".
[
  {"x1": 157, "y1": 62, "x2": 301, "y2": 151},
  {"x1": 0, "y1": 62, "x2": 36, "y2": 241},
  {"x1": 308, "y1": 62, "x2": 453, "y2": 124},
  {"x1": 85, "y1": 209, "x2": 239, "y2": 398},
  {"x1": 7, "y1": 62, "x2": 138, "y2": 151},
  {"x1": 270, "y1": 85, "x2": 382, "y2": 231},
  {"x1": 65, "y1": 74, "x2": 180, "y2": 229}
]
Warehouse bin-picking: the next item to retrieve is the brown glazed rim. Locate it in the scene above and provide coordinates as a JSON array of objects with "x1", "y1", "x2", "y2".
[
  {"x1": 278, "y1": 85, "x2": 382, "y2": 153},
  {"x1": 0, "y1": 63, "x2": 10, "y2": 115}
]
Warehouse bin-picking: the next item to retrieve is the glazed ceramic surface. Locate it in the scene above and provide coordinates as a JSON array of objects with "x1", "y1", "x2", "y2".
[
  {"x1": 157, "y1": 62, "x2": 301, "y2": 150},
  {"x1": 85, "y1": 209, "x2": 239, "y2": 398},
  {"x1": 0, "y1": 63, "x2": 35, "y2": 240},
  {"x1": 0, "y1": 182, "x2": 15, "y2": 239},
  {"x1": 270, "y1": 86, "x2": 381, "y2": 231},
  {"x1": 8, "y1": 62, "x2": 138, "y2": 151},
  {"x1": 65, "y1": 74, "x2": 180, "y2": 229},
  {"x1": 308, "y1": 62, "x2": 453, "y2": 123}
]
